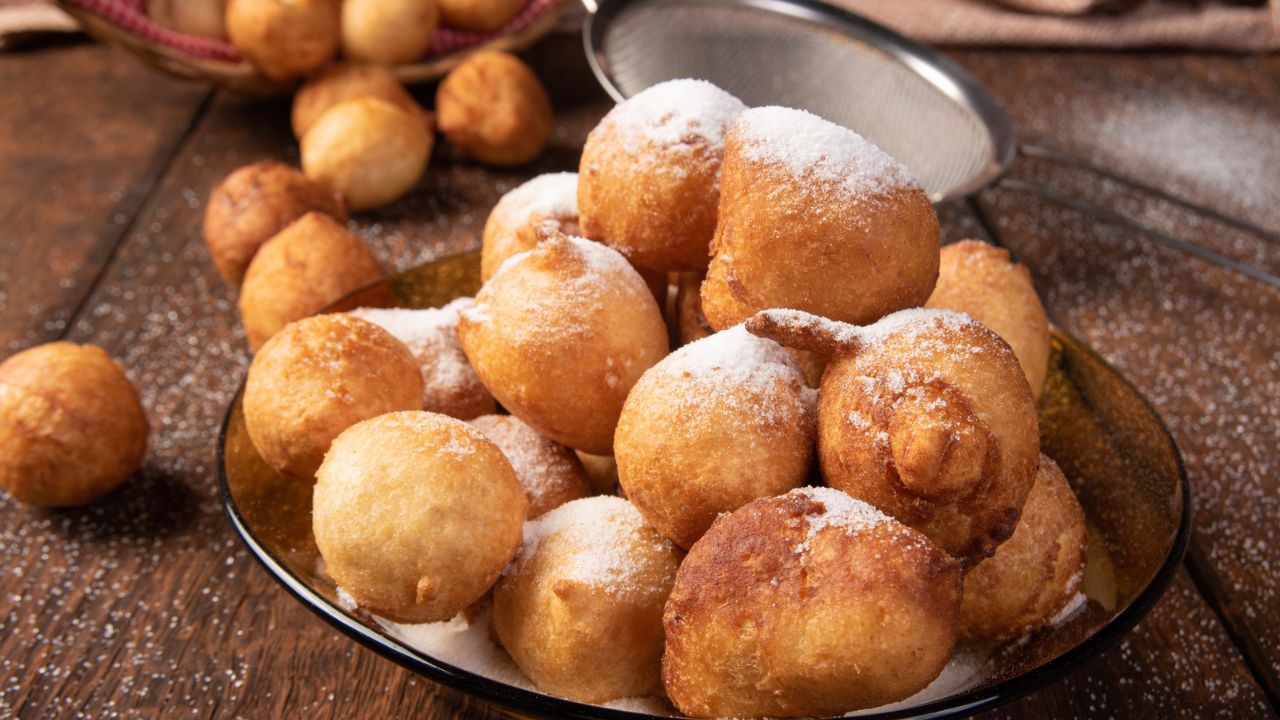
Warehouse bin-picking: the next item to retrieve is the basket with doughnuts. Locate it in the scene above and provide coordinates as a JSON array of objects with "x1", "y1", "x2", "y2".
[
  {"x1": 55, "y1": 0, "x2": 570, "y2": 93},
  {"x1": 211, "y1": 78, "x2": 1186, "y2": 718}
]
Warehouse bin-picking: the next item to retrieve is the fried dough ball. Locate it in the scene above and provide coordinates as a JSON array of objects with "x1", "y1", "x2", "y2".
[
  {"x1": 0, "y1": 343, "x2": 148, "y2": 508},
  {"x1": 348, "y1": 300, "x2": 495, "y2": 419},
  {"x1": 481, "y1": 173, "x2": 581, "y2": 281},
  {"x1": 301, "y1": 97, "x2": 433, "y2": 211},
  {"x1": 203, "y1": 161, "x2": 347, "y2": 287},
  {"x1": 675, "y1": 271, "x2": 714, "y2": 346},
  {"x1": 226, "y1": 0, "x2": 339, "y2": 81},
  {"x1": 702, "y1": 107, "x2": 939, "y2": 329},
  {"x1": 747, "y1": 308, "x2": 1039, "y2": 563},
  {"x1": 238, "y1": 212, "x2": 386, "y2": 351},
  {"x1": 436, "y1": 51, "x2": 552, "y2": 166},
  {"x1": 663, "y1": 487, "x2": 961, "y2": 717},
  {"x1": 493, "y1": 496, "x2": 681, "y2": 702},
  {"x1": 243, "y1": 314, "x2": 422, "y2": 479},
  {"x1": 315, "y1": 411, "x2": 527, "y2": 623},
  {"x1": 579, "y1": 80, "x2": 745, "y2": 272},
  {"x1": 961, "y1": 455, "x2": 1087, "y2": 642},
  {"x1": 341, "y1": 0, "x2": 438, "y2": 66},
  {"x1": 575, "y1": 451, "x2": 619, "y2": 496},
  {"x1": 147, "y1": 0, "x2": 226, "y2": 39},
  {"x1": 615, "y1": 326, "x2": 815, "y2": 548},
  {"x1": 292, "y1": 63, "x2": 431, "y2": 139},
  {"x1": 470, "y1": 414, "x2": 591, "y2": 518},
  {"x1": 927, "y1": 239, "x2": 1052, "y2": 401},
  {"x1": 437, "y1": 0, "x2": 522, "y2": 32},
  {"x1": 456, "y1": 233, "x2": 668, "y2": 454}
]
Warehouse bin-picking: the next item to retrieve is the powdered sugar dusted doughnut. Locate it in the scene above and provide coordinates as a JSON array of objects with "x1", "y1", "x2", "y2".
[
  {"x1": 470, "y1": 414, "x2": 591, "y2": 518},
  {"x1": 481, "y1": 173, "x2": 582, "y2": 281},
  {"x1": 493, "y1": 496, "x2": 681, "y2": 703},
  {"x1": 314, "y1": 411, "x2": 527, "y2": 624},
  {"x1": 663, "y1": 487, "x2": 961, "y2": 717},
  {"x1": 747, "y1": 307, "x2": 1040, "y2": 562},
  {"x1": 702, "y1": 106, "x2": 940, "y2": 329},
  {"x1": 349, "y1": 299, "x2": 495, "y2": 420},
  {"x1": 457, "y1": 232, "x2": 669, "y2": 454},
  {"x1": 615, "y1": 325, "x2": 816, "y2": 548},
  {"x1": 579, "y1": 79, "x2": 746, "y2": 271}
]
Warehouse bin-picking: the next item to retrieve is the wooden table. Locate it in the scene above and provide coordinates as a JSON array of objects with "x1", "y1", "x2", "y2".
[{"x1": 1, "y1": 29, "x2": 1277, "y2": 720}]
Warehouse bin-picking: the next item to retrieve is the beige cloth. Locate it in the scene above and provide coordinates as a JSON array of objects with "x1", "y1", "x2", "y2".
[
  {"x1": 3, "y1": 0, "x2": 1278, "y2": 51},
  {"x1": 836, "y1": 0, "x2": 1280, "y2": 50},
  {"x1": 0, "y1": 0, "x2": 77, "y2": 49}
]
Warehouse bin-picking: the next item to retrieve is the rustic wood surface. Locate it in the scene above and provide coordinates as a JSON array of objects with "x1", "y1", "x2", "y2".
[{"x1": 0, "y1": 33, "x2": 1277, "y2": 719}]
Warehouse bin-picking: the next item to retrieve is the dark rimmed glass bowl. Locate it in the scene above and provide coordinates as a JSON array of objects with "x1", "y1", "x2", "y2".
[{"x1": 218, "y1": 250, "x2": 1190, "y2": 720}]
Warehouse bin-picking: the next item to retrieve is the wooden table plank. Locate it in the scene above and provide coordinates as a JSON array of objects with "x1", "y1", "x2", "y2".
[
  {"x1": 953, "y1": 50, "x2": 1280, "y2": 703},
  {"x1": 0, "y1": 40, "x2": 1272, "y2": 718},
  {"x1": 0, "y1": 42, "x2": 210, "y2": 354}
]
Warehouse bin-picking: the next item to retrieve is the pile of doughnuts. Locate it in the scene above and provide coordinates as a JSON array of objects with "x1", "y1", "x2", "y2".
[
  {"x1": 150, "y1": 0, "x2": 538, "y2": 79},
  {"x1": 240, "y1": 78, "x2": 1088, "y2": 717},
  {"x1": 202, "y1": 52, "x2": 552, "y2": 351}
]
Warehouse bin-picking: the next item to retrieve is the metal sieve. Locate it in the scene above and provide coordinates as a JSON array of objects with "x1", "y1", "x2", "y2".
[{"x1": 580, "y1": 0, "x2": 1017, "y2": 202}]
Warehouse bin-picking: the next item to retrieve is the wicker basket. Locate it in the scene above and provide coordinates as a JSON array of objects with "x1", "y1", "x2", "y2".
[{"x1": 55, "y1": 0, "x2": 571, "y2": 94}]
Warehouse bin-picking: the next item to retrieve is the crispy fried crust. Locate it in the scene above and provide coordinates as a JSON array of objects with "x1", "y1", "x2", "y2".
[
  {"x1": 238, "y1": 212, "x2": 388, "y2": 350},
  {"x1": 243, "y1": 314, "x2": 423, "y2": 480},
  {"x1": 226, "y1": 0, "x2": 339, "y2": 81},
  {"x1": 927, "y1": 240, "x2": 1051, "y2": 401},
  {"x1": 701, "y1": 129, "x2": 939, "y2": 329},
  {"x1": 314, "y1": 411, "x2": 527, "y2": 624},
  {"x1": 817, "y1": 317, "x2": 1039, "y2": 562},
  {"x1": 0, "y1": 343, "x2": 148, "y2": 507},
  {"x1": 663, "y1": 490, "x2": 961, "y2": 717},
  {"x1": 436, "y1": 51, "x2": 552, "y2": 167},
  {"x1": 961, "y1": 455, "x2": 1087, "y2": 642},
  {"x1": 203, "y1": 161, "x2": 347, "y2": 287}
]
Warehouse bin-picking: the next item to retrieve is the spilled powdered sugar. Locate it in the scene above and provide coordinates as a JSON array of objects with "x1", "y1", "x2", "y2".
[
  {"x1": 511, "y1": 496, "x2": 659, "y2": 596},
  {"x1": 1049, "y1": 591, "x2": 1089, "y2": 628},
  {"x1": 606, "y1": 78, "x2": 747, "y2": 154},
  {"x1": 790, "y1": 487, "x2": 891, "y2": 556},
  {"x1": 736, "y1": 106, "x2": 918, "y2": 200},
  {"x1": 349, "y1": 299, "x2": 491, "y2": 414},
  {"x1": 490, "y1": 172, "x2": 578, "y2": 228}
]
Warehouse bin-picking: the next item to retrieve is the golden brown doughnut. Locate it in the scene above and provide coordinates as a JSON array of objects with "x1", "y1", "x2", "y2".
[
  {"x1": 436, "y1": 51, "x2": 553, "y2": 167},
  {"x1": 493, "y1": 496, "x2": 681, "y2": 702},
  {"x1": 747, "y1": 307, "x2": 1039, "y2": 562},
  {"x1": 340, "y1": 0, "x2": 438, "y2": 66},
  {"x1": 437, "y1": 0, "x2": 522, "y2": 32},
  {"x1": 578, "y1": 79, "x2": 746, "y2": 271},
  {"x1": 456, "y1": 233, "x2": 669, "y2": 454},
  {"x1": 469, "y1": 414, "x2": 591, "y2": 518},
  {"x1": 0, "y1": 343, "x2": 148, "y2": 508},
  {"x1": 615, "y1": 325, "x2": 815, "y2": 548},
  {"x1": 243, "y1": 313, "x2": 423, "y2": 480},
  {"x1": 348, "y1": 300, "x2": 496, "y2": 419},
  {"x1": 226, "y1": 0, "x2": 339, "y2": 81},
  {"x1": 203, "y1": 160, "x2": 347, "y2": 287},
  {"x1": 961, "y1": 455, "x2": 1087, "y2": 642},
  {"x1": 301, "y1": 97, "x2": 433, "y2": 211},
  {"x1": 480, "y1": 172, "x2": 581, "y2": 282},
  {"x1": 147, "y1": 0, "x2": 226, "y2": 39},
  {"x1": 702, "y1": 106, "x2": 939, "y2": 329},
  {"x1": 314, "y1": 411, "x2": 526, "y2": 623},
  {"x1": 238, "y1": 212, "x2": 386, "y2": 351},
  {"x1": 663, "y1": 487, "x2": 961, "y2": 717},
  {"x1": 292, "y1": 63, "x2": 432, "y2": 139},
  {"x1": 927, "y1": 239, "x2": 1052, "y2": 401}
]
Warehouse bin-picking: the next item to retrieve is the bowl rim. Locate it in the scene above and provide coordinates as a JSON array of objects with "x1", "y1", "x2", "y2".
[{"x1": 217, "y1": 257, "x2": 1191, "y2": 720}]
